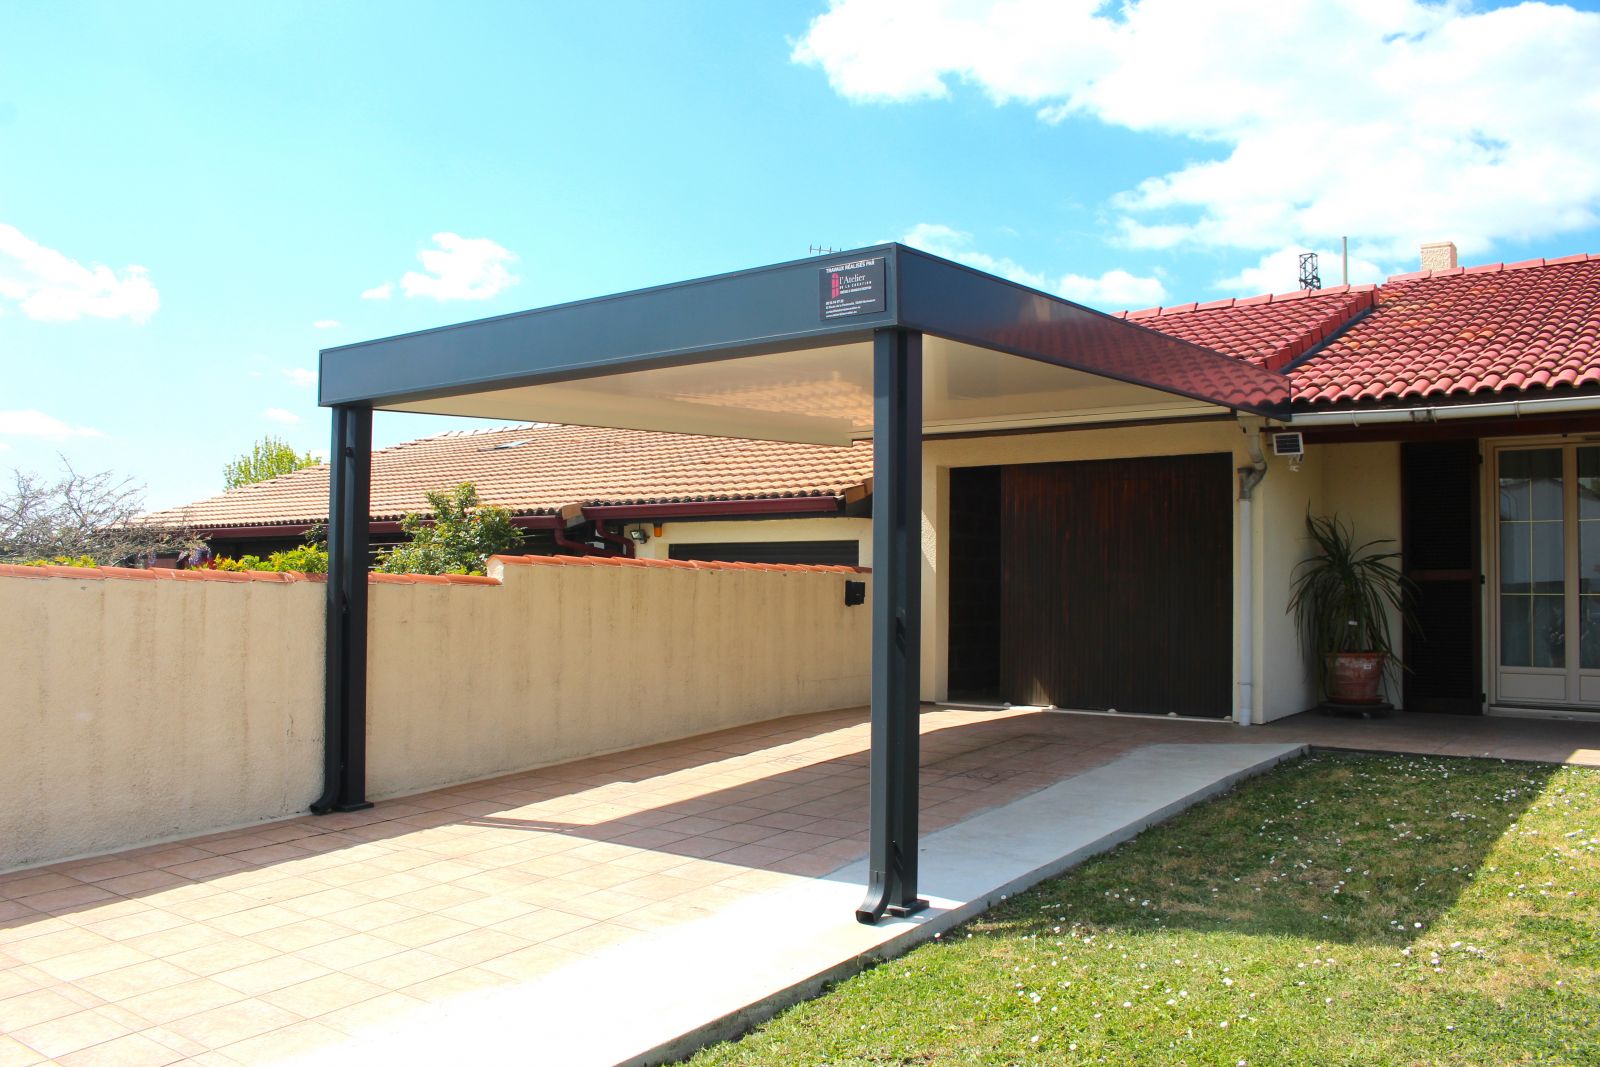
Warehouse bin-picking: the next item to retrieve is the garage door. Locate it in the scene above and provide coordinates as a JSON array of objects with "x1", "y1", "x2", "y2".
[{"x1": 948, "y1": 453, "x2": 1233, "y2": 718}]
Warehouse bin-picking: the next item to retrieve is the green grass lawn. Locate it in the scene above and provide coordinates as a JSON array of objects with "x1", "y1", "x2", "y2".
[{"x1": 688, "y1": 753, "x2": 1599, "y2": 1066}]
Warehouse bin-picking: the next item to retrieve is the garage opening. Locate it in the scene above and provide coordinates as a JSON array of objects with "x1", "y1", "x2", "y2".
[{"x1": 948, "y1": 452, "x2": 1233, "y2": 717}]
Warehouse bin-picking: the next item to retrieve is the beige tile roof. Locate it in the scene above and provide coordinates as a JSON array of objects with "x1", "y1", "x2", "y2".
[{"x1": 143, "y1": 424, "x2": 873, "y2": 531}]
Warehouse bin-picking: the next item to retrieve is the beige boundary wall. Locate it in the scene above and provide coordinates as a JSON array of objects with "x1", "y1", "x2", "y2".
[{"x1": 0, "y1": 556, "x2": 870, "y2": 871}]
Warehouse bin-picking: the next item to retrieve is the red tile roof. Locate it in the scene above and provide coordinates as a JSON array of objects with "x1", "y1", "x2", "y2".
[
  {"x1": 1285, "y1": 255, "x2": 1600, "y2": 405},
  {"x1": 143, "y1": 424, "x2": 873, "y2": 532},
  {"x1": 1127, "y1": 255, "x2": 1600, "y2": 406},
  {"x1": 1118, "y1": 286, "x2": 1378, "y2": 371}
]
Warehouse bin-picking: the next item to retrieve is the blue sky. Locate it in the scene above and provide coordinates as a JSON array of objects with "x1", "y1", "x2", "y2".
[{"x1": 4, "y1": 0, "x2": 1599, "y2": 510}]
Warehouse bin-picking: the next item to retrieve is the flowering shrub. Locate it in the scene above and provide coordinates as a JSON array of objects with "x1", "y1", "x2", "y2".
[
  {"x1": 17, "y1": 555, "x2": 98, "y2": 568},
  {"x1": 209, "y1": 545, "x2": 329, "y2": 574}
]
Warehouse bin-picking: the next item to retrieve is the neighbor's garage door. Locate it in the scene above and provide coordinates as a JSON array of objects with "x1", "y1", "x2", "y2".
[{"x1": 950, "y1": 452, "x2": 1233, "y2": 718}]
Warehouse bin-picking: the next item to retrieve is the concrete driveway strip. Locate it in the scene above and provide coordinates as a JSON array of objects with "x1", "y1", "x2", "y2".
[{"x1": 285, "y1": 742, "x2": 1304, "y2": 1067}]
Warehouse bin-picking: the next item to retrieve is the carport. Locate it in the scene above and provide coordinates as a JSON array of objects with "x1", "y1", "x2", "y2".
[{"x1": 316, "y1": 243, "x2": 1290, "y2": 923}]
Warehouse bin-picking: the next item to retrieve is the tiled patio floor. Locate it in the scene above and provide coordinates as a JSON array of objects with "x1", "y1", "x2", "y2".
[{"x1": 2, "y1": 706, "x2": 1597, "y2": 1065}]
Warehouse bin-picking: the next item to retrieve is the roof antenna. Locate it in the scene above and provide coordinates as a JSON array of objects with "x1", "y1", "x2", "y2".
[
  {"x1": 1341, "y1": 237, "x2": 1349, "y2": 286},
  {"x1": 1298, "y1": 252, "x2": 1321, "y2": 291},
  {"x1": 809, "y1": 244, "x2": 840, "y2": 256}
]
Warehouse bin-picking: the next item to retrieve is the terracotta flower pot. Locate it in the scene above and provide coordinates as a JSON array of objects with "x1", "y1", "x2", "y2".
[{"x1": 1325, "y1": 651, "x2": 1386, "y2": 704}]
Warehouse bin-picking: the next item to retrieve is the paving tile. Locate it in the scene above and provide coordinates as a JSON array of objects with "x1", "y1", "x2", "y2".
[
  {"x1": 206, "y1": 905, "x2": 304, "y2": 938},
  {"x1": 74, "y1": 959, "x2": 196, "y2": 1002},
  {"x1": 211, "y1": 955, "x2": 332, "y2": 997},
  {"x1": 162, "y1": 939, "x2": 279, "y2": 978},
  {"x1": 398, "y1": 966, "x2": 510, "y2": 1004},
  {"x1": 315, "y1": 990, "x2": 427, "y2": 1037},
  {"x1": 0, "y1": 987, "x2": 88, "y2": 1031},
  {"x1": 34, "y1": 943, "x2": 151, "y2": 983},
  {"x1": 119, "y1": 978, "x2": 249, "y2": 1026},
  {"x1": 0, "y1": 1034, "x2": 50, "y2": 1067},
  {"x1": 11, "y1": 1007, "x2": 133, "y2": 1059},
  {"x1": 315, "y1": 900, "x2": 422, "y2": 932},
  {"x1": 0, "y1": 874, "x2": 83, "y2": 901},
  {"x1": 219, "y1": 1018, "x2": 347, "y2": 1064},
  {"x1": 56, "y1": 1031, "x2": 185, "y2": 1067},
  {"x1": 4, "y1": 926, "x2": 115, "y2": 964},
  {"x1": 163, "y1": 997, "x2": 303, "y2": 1048},
  {"x1": 344, "y1": 949, "x2": 458, "y2": 990},
  {"x1": 422, "y1": 928, "x2": 531, "y2": 967},
  {"x1": 293, "y1": 933, "x2": 406, "y2": 971},
  {"x1": 242, "y1": 918, "x2": 348, "y2": 954},
  {"x1": 258, "y1": 972, "x2": 389, "y2": 1019},
  {"x1": 475, "y1": 943, "x2": 585, "y2": 982}
]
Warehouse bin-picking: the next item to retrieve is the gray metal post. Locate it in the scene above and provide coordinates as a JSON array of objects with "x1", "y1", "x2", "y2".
[
  {"x1": 312, "y1": 404, "x2": 374, "y2": 815},
  {"x1": 857, "y1": 327, "x2": 926, "y2": 924}
]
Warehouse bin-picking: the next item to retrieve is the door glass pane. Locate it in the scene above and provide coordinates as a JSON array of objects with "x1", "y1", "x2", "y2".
[
  {"x1": 1530, "y1": 449, "x2": 1564, "y2": 520},
  {"x1": 1499, "y1": 448, "x2": 1565, "y2": 671},
  {"x1": 1502, "y1": 594, "x2": 1531, "y2": 667},
  {"x1": 1533, "y1": 523, "x2": 1565, "y2": 593},
  {"x1": 1501, "y1": 523, "x2": 1530, "y2": 592},
  {"x1": 1583, "y1": 597, "x2": 1600, "y2": 670},
  {"x1": 1580, "y1": 447, "x2": 1600, "y2": 519},
  {"x1": 1499, "y1": 450, "x2": 1532, "y2": 520},
  {"x1": 1580, "y1": 448, "x2": 1600, "y2": 669},
  {"x1": 1533, "y1": 595, "x2": 1565, "y2": 668}
]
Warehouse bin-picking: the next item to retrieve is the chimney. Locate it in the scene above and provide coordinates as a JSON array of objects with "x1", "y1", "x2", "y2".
[{"x1": 1420, "y1": 241, "x2": 1458, "y2": 272}]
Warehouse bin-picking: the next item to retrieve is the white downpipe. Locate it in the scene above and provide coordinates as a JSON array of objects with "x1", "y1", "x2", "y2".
[
  {"x1": 1236, "y1": 432, "x2": 1269, "y2": 727},
  {"x1": 1290, "y1": 392, "x2": 1600, "y2": 427}
]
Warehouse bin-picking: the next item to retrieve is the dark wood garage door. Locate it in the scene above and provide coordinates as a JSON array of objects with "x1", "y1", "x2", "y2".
[{"x1": 949, "y1": 452, "x2": 1233, "y2": 718}]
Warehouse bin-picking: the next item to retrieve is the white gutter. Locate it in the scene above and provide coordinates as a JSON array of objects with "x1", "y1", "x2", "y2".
[
  {"x1": 1290, "y1": 392, "x2": 1600, "y2": 426},
  {"x1": 1235, "y1": 429, "x2": 1268, "y2": 727}
]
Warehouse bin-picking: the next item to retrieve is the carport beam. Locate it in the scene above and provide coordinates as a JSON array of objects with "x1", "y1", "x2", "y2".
[
  {"x1": 857, "y1": 327, "x2": 927, "y2": 924},
  {"x1": 313, "y1": 403, "x2": 374, "y2": 815}
]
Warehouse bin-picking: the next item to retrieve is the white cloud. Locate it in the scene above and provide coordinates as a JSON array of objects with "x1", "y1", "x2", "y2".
[
  {"x1": 0, "y1": 223, "x2": 159, "y2": 323},
  {"x1": 1057, "y1": 269, "x2": 1168, "y2": 309},
  {"x1": 361, "y1": 282, "x2": 393, "y2": 300},
  {"x1": 1214, "y1": 245, "x2": 1387, "y2": 296},
  {"x1": 263, "y1": 407, "x2": 300, "y2": 425},
  {"x1": 282, "y1": 368, "x2": 317, "y2": 388},
  {"x1": 399, "y1": 233, "x2": 519, "y2": 301},
  {"x1": 312, "y1": 319, "x2": 341, "y2": 329},
  {"x1": 796, "y1": 1, "x2": 1600, "y2": 266},
  {"x1": 0, "y1": 409, "x2": 107, "y2": 440},
  {"x1": 903, "y1": 222, "x2": 1166, "y2": 309}
]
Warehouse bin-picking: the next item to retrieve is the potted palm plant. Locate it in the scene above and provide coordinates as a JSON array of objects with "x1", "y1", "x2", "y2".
[{"x1": 1288, "y1": 513, "x2": 1413, "y2": 707}]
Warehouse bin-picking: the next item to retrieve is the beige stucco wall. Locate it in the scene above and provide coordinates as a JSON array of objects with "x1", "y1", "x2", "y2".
[
  {"x1": 634, "y1": 516, "x2": 873, "y2": 567},
  {"x1": 0, "y1": 572, "x2": 326, "y2": 872},
  {"x1": 364, "y1": 558, "x2": 870, "y2": 799},
  {"x1": 1321, "y1": 440, "x2": 1405, "y2": 707},
  {"x1": 1253, "y1": 444, "x2": 1323, "y2": 720},
  {"x1": 0, "y1": 561, "x2": 870, "y2": 872}
]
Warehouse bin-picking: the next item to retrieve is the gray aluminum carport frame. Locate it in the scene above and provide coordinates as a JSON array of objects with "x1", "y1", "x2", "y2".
[{"x1": 315, "y1": 243, "x2": 1290, "y2": 923}]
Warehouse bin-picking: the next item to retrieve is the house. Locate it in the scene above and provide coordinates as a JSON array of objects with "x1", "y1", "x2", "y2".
[
  {"x1": 144, "y1": 424, "x2": 876, "y2": 565},
  {"x1": 163, "y1": 243, "x2": 1600, "y2": 731}
]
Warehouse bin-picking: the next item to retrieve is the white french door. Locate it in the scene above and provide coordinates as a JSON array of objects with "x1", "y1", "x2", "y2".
[{"x1": 1492, "y1": 441, "x2": 1600, "y2": 709}]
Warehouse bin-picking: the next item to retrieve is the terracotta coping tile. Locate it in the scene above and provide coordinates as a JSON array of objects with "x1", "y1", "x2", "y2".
[{"x1": 487, "y1": 554, "x2": 866, "y2": 575}]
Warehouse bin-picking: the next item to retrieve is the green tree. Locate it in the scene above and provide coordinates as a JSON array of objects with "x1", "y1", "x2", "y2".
[
  {"x1": 224, "y1": 436, "x2": 320, "y2": 489},
  {"x1": 376, "y1": 482, "x2": 522, "y2": 575}
]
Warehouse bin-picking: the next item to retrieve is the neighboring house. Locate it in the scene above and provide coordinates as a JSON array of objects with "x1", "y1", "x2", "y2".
[
  {"x1": 153, "y1": 243, "x2": 1600, "y2": 726},
  {"x1": 143, "y1": 425, "x2": 875, "y2": 566}
]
